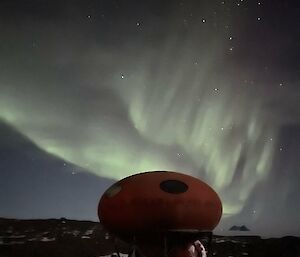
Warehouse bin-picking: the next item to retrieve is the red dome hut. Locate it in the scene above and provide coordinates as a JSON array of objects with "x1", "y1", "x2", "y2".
[{"x1": 98, "y1": 171, "x2": 222, "y2": 257}]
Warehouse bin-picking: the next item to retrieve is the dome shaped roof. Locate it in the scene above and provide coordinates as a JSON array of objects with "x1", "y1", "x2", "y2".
[{"x1": 98, "y1": 171, "x2": 222, "y2": 235}]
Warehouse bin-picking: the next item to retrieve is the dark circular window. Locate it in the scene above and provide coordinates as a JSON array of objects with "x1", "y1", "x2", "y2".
[{"x1": 160, "y1": 180, "x2": 188, "y2": 194}]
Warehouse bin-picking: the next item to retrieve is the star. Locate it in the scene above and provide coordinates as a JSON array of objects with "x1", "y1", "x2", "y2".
[{"x1": 0, "y1": 0, "x2": 299, "y2": 237}]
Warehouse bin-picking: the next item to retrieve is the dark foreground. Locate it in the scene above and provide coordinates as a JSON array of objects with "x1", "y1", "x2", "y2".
[{"x1": 0, "y1": 218, "x2": 299, "y2": 257}]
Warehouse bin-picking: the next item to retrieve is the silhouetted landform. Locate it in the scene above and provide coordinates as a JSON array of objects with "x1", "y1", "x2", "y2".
[
  {"x1": 229, "y1": 225, "x2": 250, "y2": 231},
  {"x1": 0, "y1": 218, "x2": 300, "y2": 257}
]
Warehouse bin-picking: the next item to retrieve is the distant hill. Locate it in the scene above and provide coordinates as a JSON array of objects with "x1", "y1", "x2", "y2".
[{"x1": 229, "y1": 225, "x2": 250, "y2": 231}]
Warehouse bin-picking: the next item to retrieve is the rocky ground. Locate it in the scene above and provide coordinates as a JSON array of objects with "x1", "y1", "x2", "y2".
[{"x1": 0, "y1": 218, "x2": 299, "y2": 257}]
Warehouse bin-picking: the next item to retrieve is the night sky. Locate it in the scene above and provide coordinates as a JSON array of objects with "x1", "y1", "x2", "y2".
[{"x1": 0, "y1": 0, "x2": 299, "y2": 237}]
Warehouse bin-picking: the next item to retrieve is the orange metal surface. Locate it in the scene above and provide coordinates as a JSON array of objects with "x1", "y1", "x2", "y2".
[{"x1": 98, "y1": 171, "x2": 222, "y2": 235}]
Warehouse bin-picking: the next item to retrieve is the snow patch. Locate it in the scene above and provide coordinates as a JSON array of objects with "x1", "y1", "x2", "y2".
[
  {"x1": 84, "y1": 229, "x2": 94, "y2": 236},
  {"x1": 41, "y1": 237, "x2": 56, "y2": 242}
]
